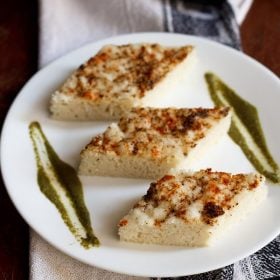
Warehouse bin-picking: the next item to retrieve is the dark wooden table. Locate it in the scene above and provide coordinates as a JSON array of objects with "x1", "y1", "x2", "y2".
[{"x1": 0, "y1": 0, "x2": 279, "y2": 279}]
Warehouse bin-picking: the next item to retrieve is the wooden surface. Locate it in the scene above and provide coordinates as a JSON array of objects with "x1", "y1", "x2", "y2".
[
  {"x1": 241, "y1": 0, "x2": 280, "y2": 76},
  {"x1": 0, "y1": 1, "x2": 38, "y2": 279},
  {"x1": 0, "y1": 0, "x2": 279, "y2": 278}
]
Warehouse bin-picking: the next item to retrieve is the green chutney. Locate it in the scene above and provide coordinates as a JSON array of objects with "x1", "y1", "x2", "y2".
[
  {"x1": 29, "y1": 121, "x2": 100, "y2": 248},
  {"x1": 205, "y1": 72, "x2": 280, "y2": 183}
]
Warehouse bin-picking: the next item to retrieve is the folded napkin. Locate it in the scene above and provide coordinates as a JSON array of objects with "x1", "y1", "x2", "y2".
[
  {"x1": 32, "y1": 0, "x2": 280, "y2": 279},
  {"x1": 40, "y1": 0, "x2": 248, "y2": 66}
]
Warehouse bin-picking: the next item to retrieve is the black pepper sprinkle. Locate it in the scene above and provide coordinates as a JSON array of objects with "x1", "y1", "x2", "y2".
[{"x1": 202, "y1": 202, "x2": 225, "y2": 219}]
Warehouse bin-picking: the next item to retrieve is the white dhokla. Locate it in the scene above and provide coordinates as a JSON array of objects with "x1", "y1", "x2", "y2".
[
  {"x1": 118, "y1": 169, "x2": 267, "y2": 246},
  {"x1": 78, "y1": 107, "x2": 231, "y2": 179},
  {"x1": 50, "y1": 44, "x2": 194, "y2": 120}
]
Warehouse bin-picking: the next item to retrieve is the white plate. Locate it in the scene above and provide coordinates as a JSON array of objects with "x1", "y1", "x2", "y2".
[{"x1": 1, "y1": 33, "x2": 280, "y2": 277}]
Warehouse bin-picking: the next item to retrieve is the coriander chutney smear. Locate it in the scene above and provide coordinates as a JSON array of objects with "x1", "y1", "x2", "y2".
[
  {"x1": 205, "y1": 72, "x2": 280, "y2": 183},
  {"x1": 29, "y1": 122, "x2": 100, "y2": 248}
]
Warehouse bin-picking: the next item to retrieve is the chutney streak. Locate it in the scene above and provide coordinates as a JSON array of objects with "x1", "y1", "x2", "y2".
[
  {"x1": 205, "y1": 72, "x2": 280, "y2": 183},
  {"x1": 29, "y1": 122, "x2": 99, "y2": 248}
]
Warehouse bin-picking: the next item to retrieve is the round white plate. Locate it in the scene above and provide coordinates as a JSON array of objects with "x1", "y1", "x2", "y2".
[{"x1": 1, "y1": 33, "x2": 280, "y2": 277}]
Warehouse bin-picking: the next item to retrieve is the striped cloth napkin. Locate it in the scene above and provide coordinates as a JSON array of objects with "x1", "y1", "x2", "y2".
[{"x1": 32, "y1": 0, "x2": 280, "y2": 279}]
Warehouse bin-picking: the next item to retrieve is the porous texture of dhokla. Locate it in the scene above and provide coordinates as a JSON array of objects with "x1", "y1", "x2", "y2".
[
  {"x1": 50, "y1": 44, "x2": 195, "y2": 120},
  {"x1": 118, "y1": 169, "x2": 267, "y2": 246},
  {"x1": 79, "y1": 107, "x2": 231, "y2": 179}
]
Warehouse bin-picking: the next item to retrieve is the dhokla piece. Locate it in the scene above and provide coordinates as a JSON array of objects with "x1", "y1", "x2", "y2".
[
  {"x1": 50, "y1": 44, "x2": 194, "y2": 120},
  {"x1": 78, "y1": 107, "x2": 231, "y2": 179},
  {"x1": 118, "y1": 169, "x2": 267, "y2": 246}
]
